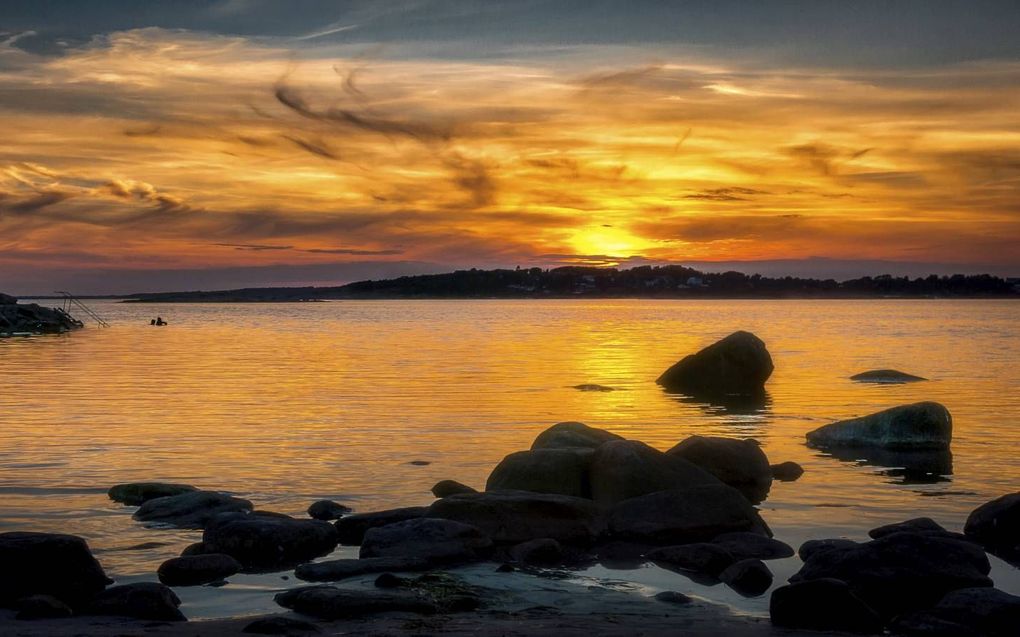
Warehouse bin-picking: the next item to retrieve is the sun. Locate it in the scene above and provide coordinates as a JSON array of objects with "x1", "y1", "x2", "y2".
[{"x1": 569, "y1": 226, "x2": 652, "y2": 258}]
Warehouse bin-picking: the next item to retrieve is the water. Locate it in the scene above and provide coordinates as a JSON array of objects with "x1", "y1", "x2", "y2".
[{"x1": 1, "y1": 299, "x2": 1018, "y2": 618}]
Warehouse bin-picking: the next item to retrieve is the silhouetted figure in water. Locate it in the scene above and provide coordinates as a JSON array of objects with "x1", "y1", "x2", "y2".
[{"x1": 151, "y1": 317, "x2": 167, "y2": 326}]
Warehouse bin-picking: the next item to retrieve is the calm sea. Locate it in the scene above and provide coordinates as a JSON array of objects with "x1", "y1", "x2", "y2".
[{"x1": 1, "y1": 299, "x2": 1018, "y2": 617}]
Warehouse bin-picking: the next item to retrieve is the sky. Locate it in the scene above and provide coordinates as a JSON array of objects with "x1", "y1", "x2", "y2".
[{"x1": 1, "y1": 0, "x2": 1018, "y2": 294}]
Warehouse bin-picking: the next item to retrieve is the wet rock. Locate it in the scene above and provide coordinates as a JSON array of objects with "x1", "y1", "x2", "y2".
[
  {"x1": 720, "y1": 558, "x2": 772, "y2": 597},
  {"x1": 202, "y1": 515, "x2": 338, "y2": 569},
  {"x1": 588, "y1": 439, "x2": 719, "y2": 507},
  {"x1": 893, "y1": 587, "x2": 1020, "y2": 637},
  {"x1": 181, "y1": 542, "x2": 211, "y2": 556},
  {"x1": 334, "y1": 506, "x2": 428, "y2": 545},
  {"x1": 486, "y1": 448, "x2": 593, "y2": 498},
  {"x1": 656, "y1": 331, "x2": 774, "y2": 397},
  {"x1": 86, "y1": 582, "x2": 185, "y2": 621},
  {"x1": 0, "y1": 293, "x2": 17, "y2": 305},
  {"x1": 0, "y1": 298, "x2": 83, "y2": 334},
  {"x1": 242, "y1": 616, "x2": 321, "y2": 634},
  {"x1": 275, "y1": 585, "x2": 437, "y2": 619},
  {"x1": 408, "y1": 460, "x2": 431, "y2": 466},
  {"x1": 770, "y1": 578, "x2": 884, "y2": 633},
  {"x1": 806, "y1": 402, "x2": 952, "y2": 450},
  {"x1": 133, "y1": 490, "x2": 253, "y2": 529},
  {"x1": 296, "y1": 556, "x2": 438, "y2": 582},
  {"x1": 0, "y1": 531, "x2": 109, "y2": 608},
  {"x1": 770, "y1": 461, "x2": 804, "y2": 481},
  {"x1": 890, "y1": 612, "x2": 983, "y2": 637},
  {"x1": 712, "y1": 531, "x2": 794, "y2": 561},
  {"x1": 851, "y1": 369, "x2": 927, "y2": 383},
  {"x1": 607, "y1": 485, "x2": 771, "y2": 544},
  {"x1": 654, "y1": 591, "x2": 693, "y2": 605},
  {"x1": 573, "y1": 384, "x2": 615, "y2": 392},
  {"x1": 431, "y1": 480, "x2": 477, "y2": 498},
  {"x1": 646, "y1": 543, "x2": 735, "y2": 576},
  {"x1": 496, "y1": 563, "x2": 515, "y2": 573},
  {"x1": 157, "y1": 554, "x2": 242, "y2": 586},
  {"x1": 964, "y1": 492, "x2": 1020, "y2": 563},
  {"x1": 307, "y1": 500, "x2": 351, "y2": 521},
  {"x1": 667, "y1": 436, "x2": 773, "y2": 503},
  {"x1": 797, "y1": 538, "x2": 859, "y2": 562},
  {"x1": 790, "y1": 531, "x2": 992, "y2": 618},
  {"x1": 108, "y1": 482, "x2": 197, "y2": 505},
  {"x1": 15, "y1": 595, "x2": 73, "y2": 620},
  {"x1": 868, "y1": 517, "x2": 949, "y2": 539},
  {"x1": 426, "y1": 490, "x2": 605, "y2": 545},
  {"x1": 374, "y1": 573, "x2": 405, "y2": 588},
  {"x1": 360, "y1": 518, "x2": 492, "y2": 562},
  {"x1": 509, "y1": 538, "x2": 563, "y2": 566},
  {"x1": 530, "y1": 421, "x2": 624, "y2": 450}
]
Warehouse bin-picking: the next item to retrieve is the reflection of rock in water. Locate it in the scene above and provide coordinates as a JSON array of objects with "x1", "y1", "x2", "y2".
[
  {"x1": 816, "y1": 446, "x2": 953, "y2": 484},
  {"x1": 667, "y1": 390, "x2": 770, "y2": 416}
]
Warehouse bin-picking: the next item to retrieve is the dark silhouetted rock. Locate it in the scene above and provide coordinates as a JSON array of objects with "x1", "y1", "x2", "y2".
[
  {"x1": 712, "y1": 532, "x2": 793, "y2": 561},
  {"x1": 431, "y1": 480, "x2": 477, "y2": 498},
  {"x1": 157, "y1": 553, "x2": 241, "y2": 586},
  {"x1": 374, "y1": 573, "x2": 405, "y2": 588},
  {"x1": 656, "y1": 331, "x2": 774, "y2": 397},
  {"x1": 108, "y1": 482, "x2": 197, "y2": 506},
  {"x1": 0, "y1": 293, "x2": 17, "y2": 305},
  {"x1": 901, "y1": 587, "x2": 1020, "y2": 637},
  {"x1": 770, "y1": 578, "x2": 883, "y2": 633},
  {"x1": 486, "y1": 448, "x2": 593, "y2": 498},
  {"x1": 408, "y1": 460, "x2": 430, "y2": 466},
  {"x1": 530, "y1": 421, "x2": 624, "y2": 450},
  {"x1": 668, "y1": 436, "x2": 773, "y2": 502},
  {"x1": 15, "y1": 595, "x2": 73, "y2": 620},
  {"x1": 133, "y1": 490, "x2": 253, "y2": 529},
  {"x1": 426, "y1": 491, "x2": 605, "y2": 545},
  {"x1": 86, "y1": 582, "x2": 185, "y2": 621},
  {"x1": 890, "y1": 612, "x2": 983, "y2": 637},
  {"x1": 334, "y1": 506, "x2": 427, "y2": 545},
  {"x1": 607, "y1": 485, "x2": 771, "y2": 544},
  {"x1": 964, "y1": 492, "x2": 1020, "y2": 563},
  {"x1": 275, "y1": 586, "x2": 436, "y2": 619},
  {"x1": 360, "y1": 518, "x2": 492, "y2": 562},
  {"x1": 307, "y1": 500, "x2": 351, "y2": 521},
  {"x1": 851, "y1": 369, "x2": 927, "y2": 384},
  {"x1": 180, "y1": 541, "x2": 211, "y2": 556},
  {"x1": 798, "y1": 538, "x2": 859, "y2": 562},
  {"x1": 588, "y1": 439, "x2": 719, "y2": 506},
  {"x1": 509, "y1": 538, "x2": 563, "y2": 566},
  {"x1": 770, "y1": 461, "x2": 804, "y2": 481},
  {"x1": 0, "y1": 298, "x2": 83, "y2": 334},
  {"x1": 573, "y1": 384, "x2": 615, "y2": 392},
  {"x1": 720, "y1": 558, "x2": 772, "y2": 597},
  {"x1": 806, "y1": 402, "x2": 952, "y2": 450},
  {"x1": 296, "y1": 556, "x2": 438, "y2": 582},
  {"x1": 202, "y1": 514, "x2": 338, "y2": 569},
  {"x1": 243, "y1": 616, "x2": 321, "y2": 634},
  {"x1": 0, "y1": 532, "x2": 109, "y2": 608},
  {"x1": 869, "y1": 517, "x2": 948, "y2": 540},
  {"x1": 654, "y1": 591, "x2": 693, "y2": 605},
  {"x1": 646, "y1": 543, "x2": 735, "y2": 576}
]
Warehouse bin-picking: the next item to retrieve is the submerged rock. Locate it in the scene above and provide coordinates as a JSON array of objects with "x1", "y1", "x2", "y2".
[
  {"x1": 964, "y1": 492, "x2": 1020, "y2": 563},
  {"x1": 275, "y1": 585, "x2": 437, "y2": 619},
  {"x1": 509, "y1": 538, "x2": 563, "y2": 566},
  {"x1": 133, "y1": 490, "x2": 253, "y2": 529},
  {"x1": 86, "y1": 582, "x2": 185, "y2": 621},
  {"x1": 667, "y1": 436, "x2": 773, "y2": 503},
  {"x1": 360, "y1": 518, "x2": 492, "y2": 562},
  {"x1": 770, "y1": 461, "x2": 804, "y2": 482},
  {"x1": 654, "y1": 591, "x2": 693, "y2": 605},
  {"x1": 15, "y1": 595, "x2": 74, "y2": 620},
  {"x1": 157, "y1": 554, "x2": 242, "y2": 586},
  {"x1": 770, "y1": 578, "x2": 884, "y2": 634},
  {"x1": 202, "y1": 514, "x2": 338, "y2": 569},
  {"x1": 530, "y1": 421, "x2": 624, "y2": 450},
  {"x1": 656, "y1": 331, "x2": 774, "y2": 397},
  {"x1": 719, "y1": 558, "x2": 773, "y2": 597},
  {"x1": 806, "y1": 402, "x2": 952, "y2": 450},
  {"x1": 0, "y1": 531, "x2": 110, "y2": 608},
  {"x1": 307, "y1": 500, "x2": 351, "y2": 521},
  {"x1": 108, "y1": 482, "x2": 197, "y2": 505},
  {"x1": 431, "y1": 480, "x2": 477, "y2": 498},
  {"x1": 334, "y1": 506, "x2": 428, "y2": 545},
  {"x1": 486, "y1": 447, "x2": 593, "y2": 498},
  {"x1": 572, "y1": 384, "x2": 616, "y2": 392},
  {"x1": 646, "y1": 543, "x2": 735, "y2": 576},
  {"x1": 588, "y1": 439, "x2": 719, "y2": 507},
  {"x1": 851, "y1": 369, "x2": 927, "y2": 383},
  {"x1": 296, "y1": 556, "x2": 439, "y2": 582}
]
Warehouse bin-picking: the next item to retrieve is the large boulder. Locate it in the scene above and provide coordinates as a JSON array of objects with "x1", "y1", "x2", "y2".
[
  {"x1": 806, "y1": 402, "x2": 952, "y2": 450},
  {"x1": 431, "y1": 480, "x2": 477, "y2": 498},
  {"x1": 656, "y1": 331, "x2": 773, "y2": 397},
  {"x1": 108, "y1": 482, "x2": 197, "y2": 505},
  {"x1": 530, "y1": 421, "x2": 624, "y2": 450},
  {"x1": 275, "y1": 586, "x2": 437, "y2": 619},
  {"x1": 202, "y1": 514, "x2": 338, "y2": 569},
  {"x1": 486, "y1": 448, "x2": 593, "y2": 498},
  {"x1": 892, "y1": 587, "x2": 1020, "y2": 637},
  {"x1": 86, "y1": 582, "x2": 185, "y2": 621},
  {"x1": 964, "y1": 492, "x2": 1020, "y2": 563},
  {"x1": 667, "y1": 436, "x2": 773, "y2": 503},
  {"x1": 850, "y1": 369, "x2": 927, "y2": 384},
  {"x1": 133, "y1": 490, "x2": 253, "y2": 529},
  {"x1": 798, "y1": 538, "x2": 860, "y2": 562},
  {"x1": 770, "y1": 578, "x2": 884, "y2": 634},
  {"x1": 720, "y1": 558, "x2": 773, "y2": 597},
  {"x1": 588, "y1": 439, "x2": 719, "y2": 506},
  {"x1": 789, "y1": 531, "x2": 992, "y2": 619},
  {"x1": 646, "y1": 543, "x2": 735, "y2": 576},
  {"x1": 360, "y1": 518, "x2": 492, "y2": 562},
  {"x1": 606, "y1": 485, "x2": 771, "y2": 544},
  {"x1": 334, "y1": 506, "x2": 428, "y2": 545},
  {"x1": 0, "y1": 532, "x2": 110, "y2": 608},
  {"x1": 157, "y1": 554, "x2": 242, "y2": 586},
  {"x1": 711, "y1": 531, "x2": 794, "y2": 561},
  {"x1": 868, "y1": 517, "x2": 951, "y2": 540},
  {"x1": 426, "y1": 491, "x2": 605, "y2": 545},
  {"x1": 0, "y1": 299, "x2": 83, "y2": 334}
]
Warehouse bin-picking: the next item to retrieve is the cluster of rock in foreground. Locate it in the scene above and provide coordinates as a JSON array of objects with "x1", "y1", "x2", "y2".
[{"x1": 0, "y1": 294, "x2": 82, "y2": 335}]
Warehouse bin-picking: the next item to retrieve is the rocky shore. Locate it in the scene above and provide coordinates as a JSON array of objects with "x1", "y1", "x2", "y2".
[{"x1": 0, "y1": 293, "x2": 82, "y2": 335}]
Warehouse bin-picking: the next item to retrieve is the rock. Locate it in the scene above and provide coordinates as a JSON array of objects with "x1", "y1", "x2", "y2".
[
  {"x1": 851, "y1": 369, "x2": 927, "y2": 383},
  {"x1": 654, "y1": 591, "x2": 693, "y2": 605},
  {"x1": 296, "y1": 556, "x2": 439, "y2": 582},
  {"x1": 426, "y1": 491, "x2": 605, "y2": 545},
  {"x1": 334, "y1": 506, "x2": 428, "y2": 545},
  {"x1": 15, "y1": 595, "x2": 73, "y2": 620},
  {"x1": 157, "y1": 554, "x2": 242, "y2": 586},
  {"x1": 431, "y1": 480, "x2": 477, "y2": 498},
  {"x1": 588, "y1": 439, "x2": 719, "y2": 506},
  {"x1": 509, "y1": 538, "x2": 563, "y2": 566},
  {"x1": 770, "y1": 578, "x2": 884, "y2": 633},
  {"x1": 913, "y1": 587, "x2": 1020, "y2": 637},
  {"x1": 719, "y1": 558, "x2": 773, "y2": 597},
  {"x1": 86, "y1": 582, "x2": 185, "y2": 621},
  {"x1": 408, "y1": 460, "x2": 431, "y2": 466},
  {"x1": 606, "y1": 485, "x2": 771, "y2": 544},
  {"x1": 0, "y1": 299, "x2": 83, "y2": 334},
  {"x1": 133, "y1": 490, "x2": 253, "y2": 529},
  {"x1": 790, "y1": 532, "x2": 992, "y2": 618},
  {"x1": 656, "y1": 331, "x2": 774, "y2": 397},
  {"x1": 530, "y1": 421, "x2": 624, "y2": 450},
  {"x1": 202, "y1": 515, "x2": 338, "y2": 569},
  {"x1": 667, "y1": 436, "x2": 773, "y2": 503},
  {"x1": 360, "y1": 518, "x2": 492, "y2": 562},
  {"x1": 806, "y1": 402, "x2": 952, "y2": 450},
  {"x1": 0, "y1": 293, "x2": 17, "y2": 305},
  {"x1": 573, "y1": 384, "x2": 615, "y2": 392},
  {"x1": 108, "y1": 482, "x2": 197, "y2": 505},
  {"x1": 486, "y1": 448, "x2": 593, "y2": 498},
  {"x1": 712, "y1": 532, "x2": 794, "y2": 561},
  {"x1": 797, "y1": 538, "x2": 859, "y2": 562},
  {"x1": 0, "y1": 532, "x2": 110, "y2": 608},
  {"x1": 890, "y1": 612, "x2": 983, "y2": 637},
  {"x1": 496, "y1": 563, "x2": 515, "y2": 573},
  {"x1": 243, "y1": 616, "x2": 321, "y2": 634},
  {"x1": 770, "y1": 461, "x2": 804, "y2": 481},
  {"x1": 307, "y1": 500, "x2": 351, "y2": 521},
  {"x1": 275, "y1": 586, "x2": 436, "y2": 619},
  {"x1": 646, "y1": 543, "x2": 735, "y2": 576},
  {"x1": 869, "y1": 517, "x2": 948, "y2": 540},
  {"x1": 964, "y1": 492, "x2": 1020, "y2": 563},
  {"x1": 374, "y1": 573, "x2": 405, "y2": 588},
  {"x1": 181, "y1": 541, "x2": 212, "y2": 556}
]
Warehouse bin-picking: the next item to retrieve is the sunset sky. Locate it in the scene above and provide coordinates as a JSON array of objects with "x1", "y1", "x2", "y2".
[{"x1": 1, "y1": 0, "x2": 1018, "y2": 294}]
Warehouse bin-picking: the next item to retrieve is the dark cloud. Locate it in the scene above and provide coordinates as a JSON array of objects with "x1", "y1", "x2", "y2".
[
  {"x1": 683, "y1": 187, "x2": 768, "y2": 201},
  {"x1": 215, "y1": 242, "x2": 294, "y2": 251},
  {"x1": 0, "y1": 189, "x2": 74, "y2": 214},
  {"x1": 282, "y1": 135, "x2": 341, "y2": 160}
]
